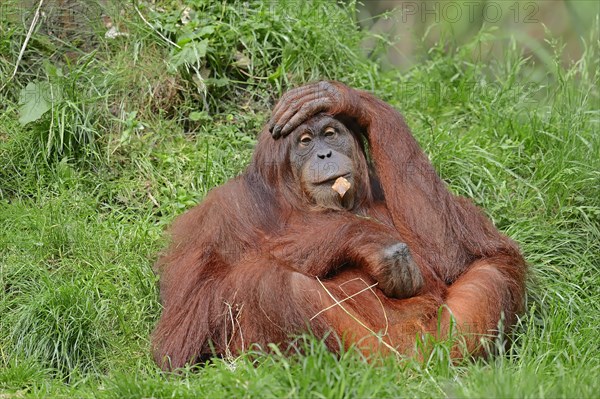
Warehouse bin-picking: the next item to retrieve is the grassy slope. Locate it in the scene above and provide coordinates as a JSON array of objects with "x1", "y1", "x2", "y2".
[{"x1": 1, "y1": 1, "x2": 599, "y2": 398}]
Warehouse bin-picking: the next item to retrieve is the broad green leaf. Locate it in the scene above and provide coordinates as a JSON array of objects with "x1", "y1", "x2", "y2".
[
  {"x1": 18, "y1": 82, "x2": 52, "y2": 125},
  {"x1": 197, "y1": 26, "x2": 215, "y2": 37},
  {"x1": 206, "y1": 77, "x2": 230, "y2": 87},
  {"x1": 171, "y1": 39, "x2": 209, "y2": 68},
  {"x1": 189, "y1": 111, "x2": 210, "y2": 122}
]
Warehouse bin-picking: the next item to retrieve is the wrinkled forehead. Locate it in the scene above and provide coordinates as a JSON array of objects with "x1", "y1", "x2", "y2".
[{"x1": 293, "y1": 113, "x2": 344, "y2": 136}]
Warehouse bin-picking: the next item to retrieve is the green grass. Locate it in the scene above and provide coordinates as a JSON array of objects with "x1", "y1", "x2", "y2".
[{"x1": 1, "y1": 1, "x2": 599, "y2": 398}]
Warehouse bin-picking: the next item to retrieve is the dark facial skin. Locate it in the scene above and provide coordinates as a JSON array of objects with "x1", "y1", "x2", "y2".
[{"x1": 289, "y1": 115, "x2": 359, "y2": 210}]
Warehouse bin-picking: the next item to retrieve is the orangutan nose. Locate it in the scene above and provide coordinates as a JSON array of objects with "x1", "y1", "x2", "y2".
[{"x1": 317, "y1": 149, "x2": 332, "y2": 159}]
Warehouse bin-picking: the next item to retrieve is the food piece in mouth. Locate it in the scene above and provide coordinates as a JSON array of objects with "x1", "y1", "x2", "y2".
[{"x1": 331, "y1": 176, "x2": 351, "y2": 198}]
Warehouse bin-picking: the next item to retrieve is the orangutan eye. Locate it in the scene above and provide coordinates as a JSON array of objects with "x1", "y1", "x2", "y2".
[
  {"x1": 299, "y1": 134, "x2": 312, "y2": 144},
  {"x1": 324, "y1": 127, "x2": 336, "y2": 138}
]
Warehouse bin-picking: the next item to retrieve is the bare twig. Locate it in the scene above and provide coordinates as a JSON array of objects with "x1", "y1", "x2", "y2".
[
  {"x1": 0, "y1": 0, "x2": 45, "y2": 94},
  {"x1": 313, "y1": 277, "x2": 400, "y2": 355},
  {"x1": 133, "y1": 3, "x2": 180, "y2": 49},
  {"x1": 223, "y1": 300, "x2": 245, "y2": 361},
  {"x1": 338, "y1": 277, "x2": 390, "y2": 336},
  {"x1": 310, "y1": 279, "x2": 379, "y2": 320},
  {"x1": 133, "y1": 3, "x2": 210, "y2": 112}
]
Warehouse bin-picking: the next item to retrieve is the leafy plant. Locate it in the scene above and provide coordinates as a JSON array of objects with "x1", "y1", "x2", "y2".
[
  {"x1": 16, "y1": 56, "x2": 104, "y2": 160},
  {"x1": 138, "y1": 0, "x2": 375, "y2": 111}
]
